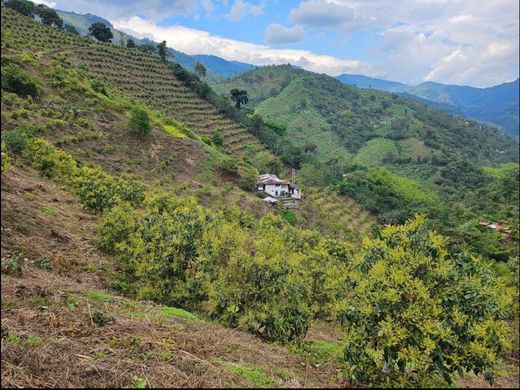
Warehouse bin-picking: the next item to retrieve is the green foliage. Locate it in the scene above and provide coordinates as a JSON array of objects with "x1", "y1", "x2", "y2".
[
  {"x1": 4, "y1": 0, "x2": 35, "y2": 17},
  {"x1": 250, "y1": 150, "x2": 282, "y2": 176},
  {"x1": 161, "y1": 306, "x2": 199, "y2": 320},
  {"x1": 87, "y1": 22, "x2": 113, "y2": 42},
  {"x1": 341, "y1": 215, "x2": 513, "y2": 387},
  {"x1": 238, "y1": 165, "x2": 258, "y2": 191},
  {"x1": 2, "y1": 129, "x2": 29, "y2": 154},
  {"x1": 194, "y1": 61, "x2": 206, "y2": 78},
  {"x1": 210, "y1": 131, "x2": 224, "y2": 147},
  {"x1": 1, "y1": 59, "x2": 40, "y2": 97},
  {"x1": 230, "y1": 88, "x2": 249, "y2": 109},
  {"x1": 35, "y1": 4, "x2": 63, "y2": 28},
  {"x1": 126, "y1": 38, "x2": 136, "y2": 48},
  {"x1": 91, "y1": 79, "x2": 108, "y2": 96},
  {"x1": 73, "y1": 167, "x2": 145, "y2": 212},
  {"x1": 157, "y1": 40, "x2": 167, "y2": 63},
  {"x1": 1, "y1": 149, "x2": 9, "y2": 174},
  {"x1": 226, "y1": 364, "x2": 274, "y2": 387},
  {"x1": 129, "y1": 107, "x2": 151, "y2": 138},
  {"x1": 277, "y1": 208, "x2": 297, "y2": 225},
  {"x1": 86, "y1": 290, "x2": 112, "y2": 302}
]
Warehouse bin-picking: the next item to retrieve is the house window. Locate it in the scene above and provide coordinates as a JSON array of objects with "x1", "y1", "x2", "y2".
[{"x1": 275, "y1": 191, "x2": 278, "y2": 196}]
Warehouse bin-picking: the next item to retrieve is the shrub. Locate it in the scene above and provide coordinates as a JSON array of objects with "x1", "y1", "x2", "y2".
[
  {"x1": 215, "y1": 156, "x2": 239, "y2": 175},
  {"x1": 203, "y1": 215, "x2": 313, "y2": 343},
  {"x1": 129, "y1": 107, "x2": 151, "y2": 138},
  {"x1": 91, "y1": 80, "x2": 108, "y2": 96},
  {"x1": 341, "y1": 215, "x2": 514, "y2": 387},
  {"x1": 1, "y1": 60, "x2": 40, "y2": 97},
  {"x1": 73, "y1": 167, "x2": 145, "y2": 212},
  {"x1": 2, "y1": 129, "x2": 29, "y2": 154},
  {"x1": 24, "y1": 138, "x2": 78, "y2": 182},
  {"x1": 238, "y1": 166, "x2": 258, "y2": 191},
  {"x1": 211, "y1": 131, "x2": 224, "y2": 147}
]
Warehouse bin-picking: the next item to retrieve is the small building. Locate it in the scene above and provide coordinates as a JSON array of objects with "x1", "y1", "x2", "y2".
[{"x1": 256, "y1": 174, "x2": 301, "y2": 200}]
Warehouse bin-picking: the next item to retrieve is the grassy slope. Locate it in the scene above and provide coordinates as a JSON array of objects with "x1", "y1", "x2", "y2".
[{"x1": 1, "y1": 164, "x2": 346, "y2": 388}]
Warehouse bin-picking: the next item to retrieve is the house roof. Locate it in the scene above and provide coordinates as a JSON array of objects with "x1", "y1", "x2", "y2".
[{"x1": 257, "y1": 174, "x2": 290, "y2": 185}]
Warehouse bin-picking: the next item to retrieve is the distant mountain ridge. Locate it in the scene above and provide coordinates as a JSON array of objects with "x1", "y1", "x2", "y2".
[
  {"x1": 55, "y1": 9, "x2": 256, "y2": 82},
  {"x1": 338, "y1": 74, "x2": 520, "y2": 136}
]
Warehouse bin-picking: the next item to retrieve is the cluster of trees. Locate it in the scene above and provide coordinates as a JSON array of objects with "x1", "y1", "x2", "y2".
[{"x1": 4, "y1": 0, "x2": 63, "y2": 28}]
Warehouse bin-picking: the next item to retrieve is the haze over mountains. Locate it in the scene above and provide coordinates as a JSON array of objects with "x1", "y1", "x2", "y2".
[{"x1": 56, "y1": 8, "x2": 519, "y2": 137}]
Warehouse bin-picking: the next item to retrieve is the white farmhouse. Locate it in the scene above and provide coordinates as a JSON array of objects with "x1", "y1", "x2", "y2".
[{"x1": 256, "y1": 174, "x2": 301, "y2": 200}]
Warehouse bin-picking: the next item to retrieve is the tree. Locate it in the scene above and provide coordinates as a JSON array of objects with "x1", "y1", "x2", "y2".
[
  {"x1": 35, "y1": 4, "x2": 63, "y2": 28},
  {"x1": 4, "y1": 0, "x2": 35, "y2": 17},
  {"x1": 230, "y1": 89, "x2": 249, "y2": 109},
  {"x1": 129, "y1": 107, "x2": 151, "y2": 139},
  {"x1": 87, "y1": 22, "x2": 113, "y2": 43},
  {"x1": 342, "y1": 215, "x2": 514, "y2": 387},
  {"x1": 126, "y1": 38, "x2": 136, "y2": 48},
  {"x1": 157, "y1": 40, "x2": 167, "y2": 63},
  {"x1": 64, "y1": 24, "x2": 79, "y2": 35},
  {"x1": 211, "y1": 131, "x2": 224, "y2": 147},
  {"x1": 194, "y1": 61, "x2": 207, "y2": 78}
]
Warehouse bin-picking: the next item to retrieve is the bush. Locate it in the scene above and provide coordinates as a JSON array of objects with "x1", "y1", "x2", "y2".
[
  {"x1": 1, "y1": 60, "x2": 40, "y2": 97},
  {"x1": 239, "y1": 166, "x2": 258, "y2": 191},
  {"x1": 91, "y1": 80, "x2": 108, "y2": 96},
  {"x1": 99, "y1": 193, "x2": 211, "y2": 307},
  {"x1": 2, "y1": 129, "x2": 29, "y2": 154},
  {"x1": 211, "y1": 131, "x2": 224, "y2": 147},
  {"x1": 73, "y1": 167, "x2": 145, "y2": 212},
  {"x1": 201, "y1": 215, "x2": 313, "y2": 343},
  {"x1": 25, "y1": 138, "x2": 78, "y2": 182},
  {"x1": 129, "y1": 107, "x2": 151, "y2": 138},
  {"x1": 341, "y1": 215, "x2": 514, "y2": 387}
]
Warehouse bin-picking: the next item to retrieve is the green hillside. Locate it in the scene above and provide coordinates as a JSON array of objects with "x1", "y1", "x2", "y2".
[{"x1": 217, "y1": 65, "x2": 519, "y2": 259}]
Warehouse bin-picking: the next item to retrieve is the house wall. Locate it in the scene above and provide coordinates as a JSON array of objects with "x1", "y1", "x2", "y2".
[{"x1": 264, "y1": 184, "x2": 289, "y2": 197}]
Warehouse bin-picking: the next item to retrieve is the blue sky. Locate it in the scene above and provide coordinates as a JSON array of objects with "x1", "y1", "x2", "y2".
[{"x1": 39, "y1": 0, "x2": 519, "y2": 87}]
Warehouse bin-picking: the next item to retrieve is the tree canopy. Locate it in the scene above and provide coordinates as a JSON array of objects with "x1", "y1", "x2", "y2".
[
  {"x1": 35, "y1": 4, "x2": 63, "y2": 28},
  {"x1": 87, "y1": 22, "x2": 113, "y2": 43},
  {"x1": 230, "y1": 88, "x2": 249, "y2": 109}
]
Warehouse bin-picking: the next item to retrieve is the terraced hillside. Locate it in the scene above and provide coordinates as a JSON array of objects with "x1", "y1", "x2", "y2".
[
  {"x1": 303, "y1": 187, "x2": 375, "y2": 240},
  {"x1": 2, "y1": 8, "x2": 264, "y2": 157}
]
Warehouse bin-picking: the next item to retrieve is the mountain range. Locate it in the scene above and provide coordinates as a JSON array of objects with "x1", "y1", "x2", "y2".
[
  {"x1": 57, "y1": 8, "x2": 519, "y2": 136},
  {"x1": 337, "y1": 74, "x2": 519, "y2": 136}
]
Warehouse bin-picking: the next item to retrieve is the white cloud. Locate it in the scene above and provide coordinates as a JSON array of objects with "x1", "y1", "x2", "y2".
[
  {"x1": 113, "y1": 16, "x2": 370, "y2": 76},
  {"x1": 226, "y1": 0, "x2": 266, "y2": 21},
  {"x1": 288, "y1": 0, "x2": 519, "y2": 86},
  {"x1": 265, "y1": 24, "x2": 305, "y2": 44}
]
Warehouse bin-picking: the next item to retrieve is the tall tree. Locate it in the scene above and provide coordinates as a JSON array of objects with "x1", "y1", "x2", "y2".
[
  {"x1": 194, "y1": 61, "x2": 207, "y2": 78},
  {"x1": 4, "y1": 0, "x2": 35, "y2": 17},
  {"x1": 157, "y1": 40, "x2": 167, "y2": 63},
  {"x1": 126, "y1": 38, "x2": 136, "y2": 48},
  {"x1": 87, "y1": 22, "x2": 113, "y2": 43},
  {"x1": 35, "y1": 4, "x2": 63, "y2": 28},
  {"x1": 230, "y1": 89, "x2": 249, "y2": 109}
]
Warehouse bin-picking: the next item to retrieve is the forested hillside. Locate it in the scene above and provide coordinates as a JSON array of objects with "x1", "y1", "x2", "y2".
[
  {"x1": 217, "y1": 65, "x2": 519, "y2": 260},
  {"x1": 1, "y1": 2, "x2": 518, "y2": 388}
]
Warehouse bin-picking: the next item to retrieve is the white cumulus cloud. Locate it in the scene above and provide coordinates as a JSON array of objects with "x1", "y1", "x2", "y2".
[{"x1": 113, "y1": 16, "x2": 370, "y2": 76}]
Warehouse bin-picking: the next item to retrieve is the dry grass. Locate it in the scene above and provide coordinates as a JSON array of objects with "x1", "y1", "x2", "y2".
[{"x1": 1, "y1": 165, "x2": 346, "y2": 388}]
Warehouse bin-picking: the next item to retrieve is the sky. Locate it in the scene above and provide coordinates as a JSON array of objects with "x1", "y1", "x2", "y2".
[{"x1": 37, "y1": 0, "x2": 519, "y2": 87}]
